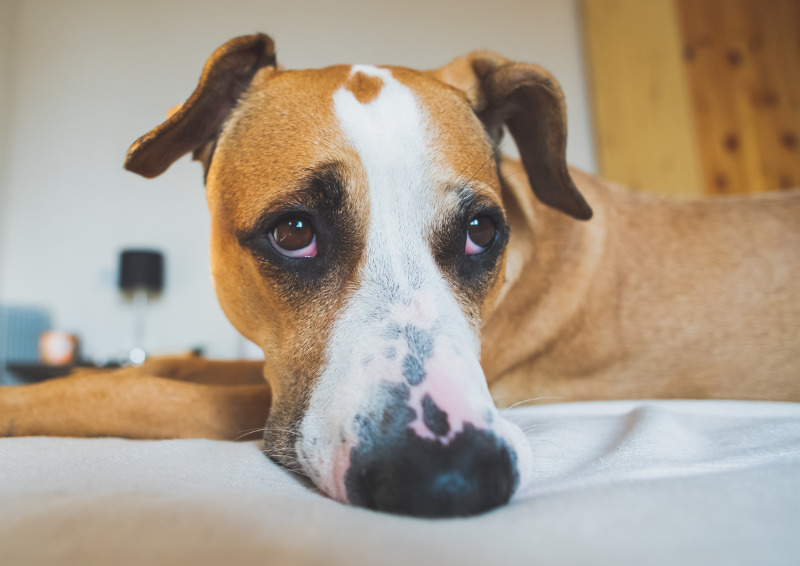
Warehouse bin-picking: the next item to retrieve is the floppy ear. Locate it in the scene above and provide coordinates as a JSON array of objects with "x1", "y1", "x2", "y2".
[
  {"x1": 429, "y1": 51, "x2": 592, "y2": 220},
  {"x1": 124, "y1": 33, "x2": 276, "y2": 179}
]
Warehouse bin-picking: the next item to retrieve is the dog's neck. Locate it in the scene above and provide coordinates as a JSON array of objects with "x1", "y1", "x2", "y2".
[{"x1": 482, "y1": 161, "x2": 611, "y2": 399}]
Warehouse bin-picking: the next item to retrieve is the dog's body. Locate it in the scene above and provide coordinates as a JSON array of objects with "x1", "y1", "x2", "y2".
[
  {"x1": 487, "y1": 162, "x2": 800, "y2": 404},
  {"x1": 1, "y1": 34, "x2": 798, "y2": 517}
]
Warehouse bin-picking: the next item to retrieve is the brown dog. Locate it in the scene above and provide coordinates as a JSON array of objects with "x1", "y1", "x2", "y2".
[{"x1": 1, "y1": 34, "x2": 798, "y2": 517}]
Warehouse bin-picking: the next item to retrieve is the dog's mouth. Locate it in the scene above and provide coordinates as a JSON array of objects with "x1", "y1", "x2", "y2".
[
  {"x1": 259, "y1": 393, "x2": 312, "y2": 480},
  {"x1": 281, "y1": 375, "x2": 531, "y2": 518}
]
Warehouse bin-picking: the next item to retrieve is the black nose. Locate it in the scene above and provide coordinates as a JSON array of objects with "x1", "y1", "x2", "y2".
[{"x1": 345, "y1": 424, "x2": 518, "y2": 517}]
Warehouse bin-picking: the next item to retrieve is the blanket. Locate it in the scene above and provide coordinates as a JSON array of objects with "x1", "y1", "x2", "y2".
[{"x1": 1, "y1": 400, "x2": 798, "y2": 565}]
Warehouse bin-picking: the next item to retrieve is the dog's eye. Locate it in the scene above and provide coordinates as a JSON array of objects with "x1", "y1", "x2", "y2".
[
  {"x1": 465, "y1": 215, "x2": 496, "y2": 255},
  {"x1": 269, "y1": 217, "x2": 317, "y2": 258}
]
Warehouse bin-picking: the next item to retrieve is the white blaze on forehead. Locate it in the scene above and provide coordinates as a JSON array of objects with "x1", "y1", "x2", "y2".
[
  {"x1": 333, "y1": 64, "x2": 435, "y2": 277},
  {"x1": 330, "y1": 64, "x2": 477, "y2": 351}
]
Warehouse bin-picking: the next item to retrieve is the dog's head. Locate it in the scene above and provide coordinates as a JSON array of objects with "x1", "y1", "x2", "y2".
[{"x1": 125, "y1": 34, "x2": 591, "y2": 517}]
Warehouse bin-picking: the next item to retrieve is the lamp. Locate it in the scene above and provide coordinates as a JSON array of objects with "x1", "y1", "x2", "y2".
[{"x1": 119, "y1": 249, "x2": 164, "y2": 364}]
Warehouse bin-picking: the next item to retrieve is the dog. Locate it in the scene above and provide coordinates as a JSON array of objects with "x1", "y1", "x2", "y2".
[{"x1": 1, "y1": 33, "x2": 798, "y2": 518}]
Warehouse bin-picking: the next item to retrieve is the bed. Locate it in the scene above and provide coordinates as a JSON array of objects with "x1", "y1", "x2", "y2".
[{"x1": 1, "y1": 400, "x2": 798, "y2": 565}]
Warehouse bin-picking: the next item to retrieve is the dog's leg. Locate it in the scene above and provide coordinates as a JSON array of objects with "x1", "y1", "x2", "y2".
[
  {"x1": 0, "y1": 368, "x2": 270, "y2": 440},
  {"x1": 130, "y1": 357, "x2": 266, "y2": 385}
]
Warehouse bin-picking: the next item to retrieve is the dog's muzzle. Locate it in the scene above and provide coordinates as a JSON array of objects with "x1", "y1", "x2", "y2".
[
  {"x1": 316, "y1": 378, "x2": 521, "y2": 517},
  {"x1": 297, "y1": 292, "x2": 532, "y2": 517}
]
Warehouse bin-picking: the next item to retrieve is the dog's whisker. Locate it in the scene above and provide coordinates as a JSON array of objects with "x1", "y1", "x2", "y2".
[
  {"x1": 503, "y1": 396, "x2": 565, "y2": 411},
  {"x1": 247, "y1": 424, "x2": 301, "y2": 438},
  {"x1": 461, "y1": 139, "x2": 512, "y2": 189},
  {"x1": 235, "y1": 427, "x2": 268, "y2": 441},
  {"x1": 487, "y1": 168, "x2": 525, "y2": 190},
  {"x1": 454, "y1": 138, "x2": 512, "y2": 194},
  {"x1": 454, "y1": 148, "x2": 491, "y2": 185},
  {"x1": 461, "y1": 138, "x2": 510, "y2": 178},
  {"x1": 237, "y1": 426, "x2": 268, "y2": 434}
]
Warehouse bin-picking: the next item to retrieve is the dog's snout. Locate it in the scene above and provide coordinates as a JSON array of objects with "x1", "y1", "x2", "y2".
[{"x1": 346, "y1": 424, "x2": 517, "y2": 517}]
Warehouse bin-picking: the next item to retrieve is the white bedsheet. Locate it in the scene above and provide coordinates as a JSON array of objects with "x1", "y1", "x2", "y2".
[{"x1": 1, "y1": 400, "x2": 799, "y2": 565}]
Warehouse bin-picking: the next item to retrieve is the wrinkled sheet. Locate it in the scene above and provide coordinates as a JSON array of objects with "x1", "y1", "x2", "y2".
[{"x1": 1, "y1": 400, "x2": 799, "y2": 565}]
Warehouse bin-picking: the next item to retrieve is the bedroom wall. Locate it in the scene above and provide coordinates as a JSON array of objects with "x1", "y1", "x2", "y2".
[
  {"x1": 0, "y1": 1, "x2": 16, "y2": 279},
  {"x1": 0, "y1": 0, "x2": 596, "y2": 360}
]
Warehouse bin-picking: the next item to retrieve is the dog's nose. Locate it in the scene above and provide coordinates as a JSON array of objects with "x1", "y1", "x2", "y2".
[{"x1": 345, "y1": 424, "x2": 517, "y2": 517}]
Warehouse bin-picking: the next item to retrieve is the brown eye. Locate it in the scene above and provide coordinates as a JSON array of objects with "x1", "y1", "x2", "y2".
[
  {"x1": 269, "y1": 217, "x2": 317, "y2": 258},
  {"x1": 465, "y1": 215, "x2": 496, "y2": 255}
]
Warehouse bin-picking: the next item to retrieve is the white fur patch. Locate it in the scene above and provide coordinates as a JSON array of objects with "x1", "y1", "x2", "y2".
[{"x1": 333, "y1": 64, "x2": 435, "y2": 281}]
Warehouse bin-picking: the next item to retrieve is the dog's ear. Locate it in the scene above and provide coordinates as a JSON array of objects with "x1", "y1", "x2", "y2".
[
  {"x1": 124, "y1": 34, "x2": 276, "y2": 179},
  {"x1": 429, "y1": 51, "x2": 592, "y2": 220}
]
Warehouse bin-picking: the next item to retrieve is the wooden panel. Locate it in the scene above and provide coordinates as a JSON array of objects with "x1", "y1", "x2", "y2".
[
  {"x1": 581, "y1": 0, "x2": 704, "y2": 195},
  {"x1": 677, "y1": 0, "x2": 800, "y2": 195}
]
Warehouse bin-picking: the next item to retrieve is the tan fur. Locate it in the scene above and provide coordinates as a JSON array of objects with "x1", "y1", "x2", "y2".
[
  {"x1": 0, "y1": 359, "x2": 270, "y2": 439},
  {"x1": 485, "y1": 164, "x2": 800, "y2": 404},
  {"x1": 1, "y1": 34, "x2": 797, "y2": 447},
  {"x1": 208, "y1": 67, "x2": 372, "y2": 443}
]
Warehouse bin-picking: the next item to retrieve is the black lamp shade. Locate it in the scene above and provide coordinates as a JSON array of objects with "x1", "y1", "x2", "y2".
[{"x1": 119, "y1": 250, "x2": 164, "y2": 292}]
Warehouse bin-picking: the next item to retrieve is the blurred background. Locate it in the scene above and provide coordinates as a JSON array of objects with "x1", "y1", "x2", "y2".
[{"x1": 0, "y1": 0, "x2": 797, "y2": 383}]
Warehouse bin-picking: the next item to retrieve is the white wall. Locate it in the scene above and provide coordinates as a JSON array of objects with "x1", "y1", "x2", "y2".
[
  {"x1": 0, "y1": 0, "x2": 596, "y2": 360},
  {"x1": 0, "y1": 0, "x2": 16, "y2": 278}
]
